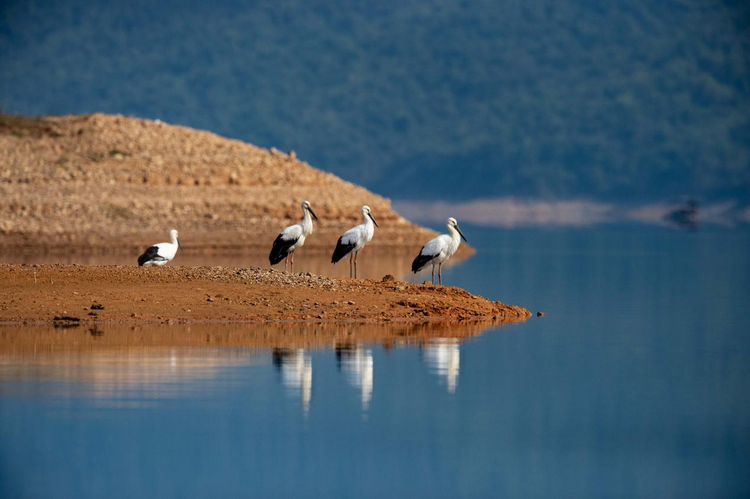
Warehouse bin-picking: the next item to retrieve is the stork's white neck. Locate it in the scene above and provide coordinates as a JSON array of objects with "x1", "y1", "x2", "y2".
[
  {"x1": 170, "y1": 232, "x2": 178, "y2": 244},
  {"x1": 361, "y1": 211, "x2": 375, "y2": 242},
  {"x1": 301, "y1": 208, "x2": 314, "y2": 235},
  {"x1": 447, "y1": 225, "x2": 462, "y2": 254}
]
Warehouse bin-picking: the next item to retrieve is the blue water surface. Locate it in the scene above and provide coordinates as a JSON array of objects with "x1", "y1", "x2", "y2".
[{"x1": 1, "y1": 226, "x2": 749, "y2": 498}]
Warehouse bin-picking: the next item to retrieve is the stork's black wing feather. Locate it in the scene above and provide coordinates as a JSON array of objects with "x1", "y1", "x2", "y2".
[
  {"x1": 331, "y1": 237, "x2": 357, "y2": 264},
  {"x1": 138, "y1": 246, "x2": 166, "y2": 266},
  {"x1": 411, "y1": 246, "x2": 435, "y2": 273},
  {"x1": 269, "y1": 233, "x2": 299, "y2": 265}
]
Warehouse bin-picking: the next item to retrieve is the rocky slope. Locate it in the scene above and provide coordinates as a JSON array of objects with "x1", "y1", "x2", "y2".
[{"x1": 0, "y1": 113, "x2": 460, "y2": 257}]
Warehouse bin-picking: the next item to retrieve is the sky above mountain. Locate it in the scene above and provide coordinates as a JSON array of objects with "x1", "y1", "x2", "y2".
[{"x1": 1, "y1": 0, "x2": 749, "y2": 202}]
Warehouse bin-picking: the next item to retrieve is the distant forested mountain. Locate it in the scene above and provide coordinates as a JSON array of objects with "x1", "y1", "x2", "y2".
[{"x1": 1, "y1": 0, "x2": 748, "y2": 201}]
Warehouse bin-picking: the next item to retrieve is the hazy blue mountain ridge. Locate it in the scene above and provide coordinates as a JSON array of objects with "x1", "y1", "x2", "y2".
[{"x1": 1, "y1": 0, "x2": 748, "y2": 201}]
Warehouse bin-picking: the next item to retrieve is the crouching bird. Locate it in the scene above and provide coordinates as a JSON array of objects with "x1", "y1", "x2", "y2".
[{"x1": 138, "y1": 229, "x2": 182, "y2": 266}]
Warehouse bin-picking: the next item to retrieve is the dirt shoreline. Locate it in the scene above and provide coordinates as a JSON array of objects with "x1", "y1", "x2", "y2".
[{"x1": 0, "y1": 264, "x2": 531, "y2": 325}]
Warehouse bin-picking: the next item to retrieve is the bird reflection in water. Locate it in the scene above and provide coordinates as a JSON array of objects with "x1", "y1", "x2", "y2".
[
  {"x1": 422, "y1": 338, "x2": 461, "y2": 393},
  {"x1": 272, "y1": 348, "x2": 313, "y2": 415},
  {"x1": 336, "y1": 343, "x2": 374, "y2": 413}
]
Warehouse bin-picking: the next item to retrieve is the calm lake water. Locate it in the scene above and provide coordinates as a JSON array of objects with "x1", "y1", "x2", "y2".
[{"x1": 1, "y1": 225, "x2": 749, "y2": 498}]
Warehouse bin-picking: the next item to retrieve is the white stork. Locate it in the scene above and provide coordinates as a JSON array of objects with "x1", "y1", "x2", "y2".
[
  {"x1": 411, "y1": 217, "x2": 467, "y2": 284},
  {"x1": 331, "y1": 205, "x2": 378, "y2": 278},
  {"x1": 269, "y1": 200, "x2": 318, "y2": 272},
  {"x1": 137, "y1": 229, "x2": 182, "y2": 266}
]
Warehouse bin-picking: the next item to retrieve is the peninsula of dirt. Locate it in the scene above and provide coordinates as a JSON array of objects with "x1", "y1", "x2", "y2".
[{"x1": 0, "y1": 264, "x2": 531, "y2": 325}]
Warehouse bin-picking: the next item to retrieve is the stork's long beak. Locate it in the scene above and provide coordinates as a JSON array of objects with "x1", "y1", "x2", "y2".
[
  {"x1": 177, "y1": 239, "x2": 183, "y2": 249},
  {"x1": 309, "y1": 207, "x2": 319, "y2": 221},
  {"x1": 369, "y1": 213, "x2": 379, "y2": 227},
  {"x1": 456, "y1": 226, "x2": 467, "y2": 242}
]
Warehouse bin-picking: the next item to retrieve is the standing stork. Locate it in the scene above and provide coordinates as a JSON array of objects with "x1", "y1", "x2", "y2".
[
  {"x1": 269, "y1": 200, "x2": 319, "y2": 272},
  {"x1": 137, "y1": 229, "x2": 182, "y2": 266},
  {"x1": 331, "y1": 205, "x2": 378, "y2": 278},
  {"x1": 411, "y1": 217, "x2": 467, "y2": 285}
]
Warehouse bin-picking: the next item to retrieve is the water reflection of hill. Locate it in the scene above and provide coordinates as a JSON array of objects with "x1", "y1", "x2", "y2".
[
  {"x1": 0, "y1": 321, "x2": 496, "y2": 353},
  {"x1": 0, "y1": 348, "x2": 259, "y2": 408}
]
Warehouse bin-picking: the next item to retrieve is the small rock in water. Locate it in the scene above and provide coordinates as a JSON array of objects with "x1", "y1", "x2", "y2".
[
  {"x1": 91, "y1": 303, "x2": 104, "y2": 310},
  {"x1": 536, "y1": 311, "x2": 546, "y2": 317},
  {"x1": 53, "y1": 315, "x2": 80, "y2": 322}
]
